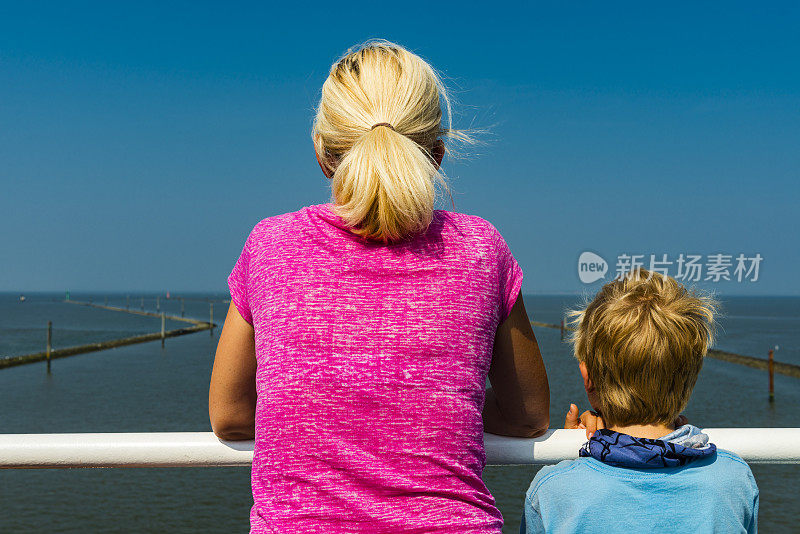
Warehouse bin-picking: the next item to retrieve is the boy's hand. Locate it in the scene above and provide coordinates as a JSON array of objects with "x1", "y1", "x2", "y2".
[
  {"x1": 564, "y1": 404, "x2": 605, "y2": 439},
  {"x1": 564, "y1": 404, "x2": 582, "y2": 429}
]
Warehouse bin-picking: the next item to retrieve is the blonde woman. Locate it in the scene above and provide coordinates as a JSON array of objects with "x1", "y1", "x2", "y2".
[{"x1": 209, "y1": 40, "x2": 550, "y2": 533}]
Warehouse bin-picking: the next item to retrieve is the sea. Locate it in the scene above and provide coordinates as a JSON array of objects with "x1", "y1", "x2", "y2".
[{"x1": 1, "y1": 292, "x2": 798, "y2": 533}]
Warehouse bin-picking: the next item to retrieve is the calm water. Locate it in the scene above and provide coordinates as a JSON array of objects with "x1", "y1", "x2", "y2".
[{"x1": 1, "y1": 293, "x2": 798, "y2": 533}]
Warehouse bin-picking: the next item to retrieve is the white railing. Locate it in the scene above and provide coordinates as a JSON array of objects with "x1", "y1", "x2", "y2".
[{"x1": 1, "y1": 429, "x2": 799, "y2": 468}]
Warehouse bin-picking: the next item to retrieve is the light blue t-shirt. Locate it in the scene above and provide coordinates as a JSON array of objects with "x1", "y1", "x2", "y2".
[{"x1": 522, "y1": 450, "x2": 758, "y2": 533}]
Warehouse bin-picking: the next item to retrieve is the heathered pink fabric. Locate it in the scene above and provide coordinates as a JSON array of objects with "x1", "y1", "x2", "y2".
[{"x1": 228, "y1": 202, "x2": 523, "y2": 533}]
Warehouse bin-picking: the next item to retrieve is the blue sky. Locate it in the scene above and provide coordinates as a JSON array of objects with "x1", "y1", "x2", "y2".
[{"x1": 1, "y1": 2, "x2": 798, "y2": 295}]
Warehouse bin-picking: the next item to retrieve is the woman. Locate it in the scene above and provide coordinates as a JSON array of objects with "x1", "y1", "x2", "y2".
[{"x1": 209, "y1": 40, "x2": 550, "y2": 533}]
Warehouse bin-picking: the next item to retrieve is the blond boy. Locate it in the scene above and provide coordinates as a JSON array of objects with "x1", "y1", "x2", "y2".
[{"x1": 522, "y1": 269, "x2": 758, "y2": 533}]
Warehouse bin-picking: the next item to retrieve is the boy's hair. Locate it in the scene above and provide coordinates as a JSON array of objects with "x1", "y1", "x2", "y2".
[{"x1": 569, "y1": 269, "x2": 718, "y2": 428}]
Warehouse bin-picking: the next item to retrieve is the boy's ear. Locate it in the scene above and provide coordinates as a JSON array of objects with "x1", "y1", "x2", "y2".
[
  {"x1": 579, "y1": 362, "x2": 602, "y2": 413},
  {"x1": 579, "y1": 362, "x2": 594, "y2": 394}
]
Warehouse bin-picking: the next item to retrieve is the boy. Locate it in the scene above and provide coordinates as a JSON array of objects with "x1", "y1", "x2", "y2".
[{"x1": 522, "y1": 269, "x2": 758, "y2": 533}]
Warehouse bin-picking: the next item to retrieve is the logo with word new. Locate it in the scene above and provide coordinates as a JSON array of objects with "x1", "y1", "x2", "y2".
[{"x1": 578, "y1": 251, "x2": 608, "y2": 284}]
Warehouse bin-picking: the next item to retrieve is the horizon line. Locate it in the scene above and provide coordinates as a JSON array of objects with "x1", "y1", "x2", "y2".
[{"x1": 3, "y1": 290, "x2": 800, "y2": 299}]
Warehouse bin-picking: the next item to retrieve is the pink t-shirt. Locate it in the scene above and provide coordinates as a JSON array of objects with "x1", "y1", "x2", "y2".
[{"x1": 228, "y1": 202, "x2": 523, "y2": 533}]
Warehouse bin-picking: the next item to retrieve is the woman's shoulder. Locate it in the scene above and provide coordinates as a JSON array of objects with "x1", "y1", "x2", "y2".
[
  {"x1": 241, "y1": 205, "x2": 316, "y2": 247},
  {"x1": 434, "y1": 209, "x2": 506, "y2": 245}
]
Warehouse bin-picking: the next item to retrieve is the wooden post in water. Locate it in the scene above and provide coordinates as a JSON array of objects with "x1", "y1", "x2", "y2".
[
  {"x1": 181, "y1": 298, "x2": 185, "y2": 318},
  {"x1": 46, "y1": 321, "x2": 52, "y2": 373},
  {"x1": 126, "y1": 295, "x2": 130, "y2": 310},
  {"x1": 210, "y1": 303, "x2": 214, "y2": 337},
  {"x1": 768, "y1": 349, "x2": 775, "y2": 402},
  {"x1": 157, "y1": 296, "x2": 160, "y2": 312},
  {"x1": 141, "y1": 296, "x2": 144, "y2": 310},
  {"x1": 161, "y1": 312, "x2": 166, "y2": 348},
  {"x1": 560, "y1": 319, "x2": 565, "y2": 341}
]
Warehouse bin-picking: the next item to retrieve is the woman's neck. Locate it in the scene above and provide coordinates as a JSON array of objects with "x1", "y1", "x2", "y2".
[{"x1": 608, "y1": 422, "x2": 675, "y2": 440}]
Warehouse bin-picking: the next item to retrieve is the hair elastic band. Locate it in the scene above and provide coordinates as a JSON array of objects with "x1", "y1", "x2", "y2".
[{"x1": 371, "y1": 122, "x2": 395, "y2": 131}]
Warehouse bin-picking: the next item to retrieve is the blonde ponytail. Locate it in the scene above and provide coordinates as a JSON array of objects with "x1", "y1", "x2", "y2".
[{"x1": 312, "y1": 40, "x2": 467, "y2": 242}]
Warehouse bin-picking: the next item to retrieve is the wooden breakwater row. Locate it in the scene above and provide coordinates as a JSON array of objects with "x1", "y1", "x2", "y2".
[
  {"x1": 531, "y1": 320, "x2": 563, "y2": 330},
  {"x1": 705, "y1": 349, "x2": 800, "y2": 379},
  {"x1": 64, "y1": 300, "x2": 220, "y2": 328},
  {"x1": 0, "y1": 324, "x2": 211, "y2": 370},
  {"x1": 0, "y1": 301, "x2": 216, "y2": 370},
  {"x1": 64, "y1": 300, "x2": 207, "y2": 322},
  {"x1": 530, "y1": 320, "x2": 800, "y2": 379},
  {"x1": 77, "y1": 295, "x2": 229, "y2": 318},
  {"x1": 162, "y1": 295, "x2": 231, "y2": 303}
]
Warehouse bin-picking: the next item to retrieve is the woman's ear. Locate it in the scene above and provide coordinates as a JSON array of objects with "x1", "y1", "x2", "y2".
[
  {"x1": 315, "y1": 147, "x2": 334, "y2": 180},
  {"x1": 431, "y1": 139, "x2": 445, "y2": 170}
]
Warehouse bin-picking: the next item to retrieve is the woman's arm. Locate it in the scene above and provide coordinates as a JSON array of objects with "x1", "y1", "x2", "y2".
[
  {"x1": 482, "y1": 291, "x2": 550, "y2": 438},
  {"x1": 208, "y1": 302, "x2": 258, "y2": 441}
]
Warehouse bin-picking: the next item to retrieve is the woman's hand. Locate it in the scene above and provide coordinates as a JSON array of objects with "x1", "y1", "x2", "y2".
[{"x1": 564, "y1": 404, "x2": 605, "y2": 440}]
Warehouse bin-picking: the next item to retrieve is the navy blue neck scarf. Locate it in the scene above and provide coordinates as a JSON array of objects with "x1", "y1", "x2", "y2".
[{"x1": 579, "y1": 427, "x2": 717, "y2": 468}]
